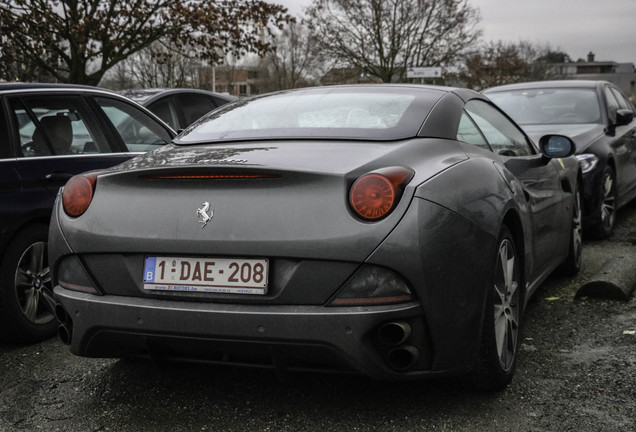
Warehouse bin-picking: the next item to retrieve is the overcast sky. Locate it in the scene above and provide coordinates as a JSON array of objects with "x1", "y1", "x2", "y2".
[{"x1": 270, "y1": 0, "x2": 636, "y2": 64}]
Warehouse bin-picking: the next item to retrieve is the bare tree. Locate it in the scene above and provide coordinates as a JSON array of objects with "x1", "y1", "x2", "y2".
[
  {"x1": 101, "y1": 62, "x2": 136, "y2": 90},
  {"x1": 459, "y1": 41, "x2": 568, "y2": 90},
  {"x1": 123, "y1": 42, "x2": 203, "y2": 89},
  {"x1": 305, "y1": 0, "x2": 481, "y2": 83},
  {"x1": 0, "y1": 0, "x2": 290, "y2": 85},
  {"x1": 260, "y1": 21, "x2": 325, "y2": 91}
]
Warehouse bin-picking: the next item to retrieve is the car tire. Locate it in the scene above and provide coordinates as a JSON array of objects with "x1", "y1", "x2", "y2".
[
  {"x1": 0, "y1": 224, "x2": 57, "y2": 343},
  {"x1": 591, "y1": 165, "x2": 616, "y2": 239},
  {"x1": 470, "y1": 225, "x2": 522, "y2": 391},
  {"x1": 559, "y1": 182, "x2": 583, "y2": 276}
]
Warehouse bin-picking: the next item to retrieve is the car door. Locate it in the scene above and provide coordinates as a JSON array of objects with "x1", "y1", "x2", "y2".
[
  {"x1": 463, "y1": 100, "x2": 569, "y2": 276},
  {"x1": 606, "y1": 85, "x2": 636, "y2": 204},
  {"x1": 1, "y1": 92, "x2": 174, "y2": 238},
  {"x1": 2, "y1": 94, "x2": 131, "y2": 227}
]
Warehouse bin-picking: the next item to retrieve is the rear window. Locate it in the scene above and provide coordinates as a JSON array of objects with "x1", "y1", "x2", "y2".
[{"x1": 176, "y1": 87, "x2": 444, "y2": 143}]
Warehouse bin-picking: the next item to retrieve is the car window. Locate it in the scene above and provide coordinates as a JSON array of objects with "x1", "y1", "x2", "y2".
[
  {"x1": 9, "y1": 95, "x2": 110, "y2": 158},
  {"x1": 147, "y1": 98, "x2": 180, "y2": 131},
  {"x1": 609, "y1": 87, "x2": 633, "y2": 112},
  {"x1": 487, "y1": 88, "x2": 601, "y2": 125},
  {"x1": 94, "y1": 97, "x2": 172, "y2": 152},
  {"x1": 603, "y1": 86, "x2": 620, "y2": 124},
  {"x1": 177, "y1": 94, "x2": 217, "y2": 127},
  {"x1": 457, "y1": 112, "x2": 491, "y2": 151},
  {"x1": 465, "y1": 100, "x2": 533, "y2": 157}
]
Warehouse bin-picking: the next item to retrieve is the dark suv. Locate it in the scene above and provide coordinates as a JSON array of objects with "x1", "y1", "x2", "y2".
[{"x1": 0, "y1": 83, "x2": 175, "y2": 343}]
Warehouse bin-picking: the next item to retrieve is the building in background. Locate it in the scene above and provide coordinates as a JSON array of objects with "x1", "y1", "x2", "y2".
[
  {"x1": 199, "y1": 66, "x2": 260, "y2": 98},
  {"x1": 549, "y1": 52, "x2": 636, "y2": 98}
]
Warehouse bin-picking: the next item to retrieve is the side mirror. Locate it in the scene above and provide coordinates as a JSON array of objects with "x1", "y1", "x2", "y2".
[
  {"x1": 539, "y1": 135, "x2": 575, "y2": 158},
  {"x1": 615, "y1": 109, "x2": 634, "y2": 127}
]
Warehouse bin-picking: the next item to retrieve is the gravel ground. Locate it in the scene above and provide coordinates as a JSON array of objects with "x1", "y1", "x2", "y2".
[{"x1": 1, "y1": 206, "x2": 635, "y2": 432}]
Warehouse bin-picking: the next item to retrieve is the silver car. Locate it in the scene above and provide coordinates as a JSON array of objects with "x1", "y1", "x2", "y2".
[{"x1": 49, "y1": 85, "x2": 580, "y2": 390}]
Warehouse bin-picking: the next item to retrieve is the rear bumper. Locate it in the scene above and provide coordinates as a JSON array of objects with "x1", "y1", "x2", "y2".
[{"x1": 54, "y1": 286, "x2": 451, "y2": 381}]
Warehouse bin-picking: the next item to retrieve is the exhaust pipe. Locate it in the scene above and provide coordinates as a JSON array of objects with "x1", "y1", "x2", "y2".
[
  {"x1": 54, "y1": 303, "x2": 68, "y2": 323},
  {"x1": 58, "y1": 323, "x2": 73, "y2": 345},
  {"x1": 55, "y1": 303, "x2": 73, "y2": 345},
  {"x1": 378, "y1": 321, "x2": 412, "y2": 346},
  {"x1": 386, "y1": 345, "x2": 420, "y2": 371}
]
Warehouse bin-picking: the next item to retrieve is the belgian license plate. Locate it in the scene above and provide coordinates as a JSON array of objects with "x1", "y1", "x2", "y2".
[{"x1": 143, "y1": 256, "x2": 268, "y2": 295}]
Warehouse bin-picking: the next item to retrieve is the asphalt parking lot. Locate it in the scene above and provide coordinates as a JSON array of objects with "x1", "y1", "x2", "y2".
[{"x1": 1, "y1": 205, "x2": 635, "y2": 432}]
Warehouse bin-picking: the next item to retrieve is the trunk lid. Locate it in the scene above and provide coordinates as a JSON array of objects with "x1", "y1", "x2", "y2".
[{"x1": 64, "y1": 140, "x2": 464, "y2": 262}]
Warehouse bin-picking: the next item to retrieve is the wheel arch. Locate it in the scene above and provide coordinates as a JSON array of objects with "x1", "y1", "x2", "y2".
[{"x1": 0, "y1": 215, "x2": 51, "y2": 264}]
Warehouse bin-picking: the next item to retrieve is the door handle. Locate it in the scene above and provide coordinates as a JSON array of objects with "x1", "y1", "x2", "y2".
[{"x1": 45, "y1": 172, "x2": 74, "y2": 182}]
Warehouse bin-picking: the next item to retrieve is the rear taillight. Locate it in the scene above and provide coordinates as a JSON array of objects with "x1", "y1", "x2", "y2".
[
  {"x1": 62, "y1": 172, "x2": 100, "y2": 217},
  {"x1": 349, "y1": 167, "x2": 413, "y2": 221}
]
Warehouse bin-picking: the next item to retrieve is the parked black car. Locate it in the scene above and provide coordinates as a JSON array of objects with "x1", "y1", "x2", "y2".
[
  {"x1": 0, "y1": 83, "x2": 176, "y2": 343},
  {"x1": 119, "y1": 88, "x2": 237, "y2": 131},
  {"x1": 484, "y1": 80, "x2": 636, "y2": 238}
]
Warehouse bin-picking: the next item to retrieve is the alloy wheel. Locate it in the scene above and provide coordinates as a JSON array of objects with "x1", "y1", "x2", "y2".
[
  {"x1": 493, "y1": 238, "x2": 520, "y2": 372},
  {"x1": 599, "y1": 171, "x2": 616, "y2": 232},
  {"x1": 571, "y1": 188, "x2": 583, "y2": 268},
  {"x1": 14, "y1": 241, "x2": 56, "y2": 325}
]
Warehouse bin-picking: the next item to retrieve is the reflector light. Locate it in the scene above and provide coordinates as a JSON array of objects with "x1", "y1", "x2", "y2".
[
  {"x1": 57, "y1": 255, "x2": 101, "y2": 294},
  {"x1": 328, "y1": 265, "x2": 414, "y2": 307},
  {"x1": 62, "y1": 172, "x2": 100, "y2": 217}
]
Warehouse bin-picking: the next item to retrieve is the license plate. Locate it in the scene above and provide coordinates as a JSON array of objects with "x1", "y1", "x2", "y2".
[{"x1": 143, "y1": 256, "x2": 268, "y2": 295}]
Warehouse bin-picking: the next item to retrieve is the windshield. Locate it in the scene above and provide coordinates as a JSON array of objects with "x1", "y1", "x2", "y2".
[
  {"x1": 488, "y1": 88, "x2": 601, "y2": 125},
  {"x1": 176, "y1": 86, "x2": 443, "y2": 143}
]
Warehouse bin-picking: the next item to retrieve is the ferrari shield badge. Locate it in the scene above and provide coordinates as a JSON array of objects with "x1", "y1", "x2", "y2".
[{"x1": 196, "y1": 201, "x2": 213, "y2": 228}]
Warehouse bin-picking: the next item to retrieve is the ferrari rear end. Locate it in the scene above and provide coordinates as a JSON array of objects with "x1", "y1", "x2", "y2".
[
  {"x1": 49, "y1": 85, "x2": 521, "y2": 384},
  {"x1": 50, "y1": 141, "x2": 495, "y2": 381}
]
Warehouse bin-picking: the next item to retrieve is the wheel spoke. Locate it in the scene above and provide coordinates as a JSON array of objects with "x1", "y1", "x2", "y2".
[
  {"x1": 40, "y1": 266, "x2": 51, "y2": 283},
  {"x1": 505, "y1": 256, "x2": 515, "y2": 295},
  {"x1": 496, "y1": 244, "x2": 509, "y2": 298},
  {"x1": 600, "y1": 172, "x2": 616, "y2": 227},
  {"x1": 601, "y1": 203, "x2": 615, "y2": 223},
  {"x1": 28, "y1": 243, "x2": 46, "y2": 275},
  {"x1": 505, "y1": 318, "x2": 518, "y2": 364},
  {"x1": 603, "y1": 174, "x2": 614, "y2": 196},
  {"x1": 41, "y1": 288, "x2": 57, "y2": 314},
  {"x1": 573, "y1": 192, "x2": 582, "y2": 254},
  {"x1": 22, "y1": 287, "x2": 39, "y2": 321},
  {"x1": 15, "y1": 267, "x2": 32, "y2": 288},
  {"x1": 494, "y1": 309, "x2": 507, "y2": 359}
]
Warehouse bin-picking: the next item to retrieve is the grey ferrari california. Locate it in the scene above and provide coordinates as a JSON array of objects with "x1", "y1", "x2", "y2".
[{"x1": 49, "y1": 85, "x2": 581, "y2": 390}]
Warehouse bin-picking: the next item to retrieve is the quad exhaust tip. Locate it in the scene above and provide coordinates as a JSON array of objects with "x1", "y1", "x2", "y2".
[
  {"x1": 55, "y1": 303, "x2": 73, "y2": 346},
  {"x1": 378, "y1": 321, "x2": 412, "y2": 346},
  {"x1": 387, "y1": 345, "x2": 420, "y2": 371},
  {"x1": 377, "y1": 321, "x2": 421, "y2": 371}
]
